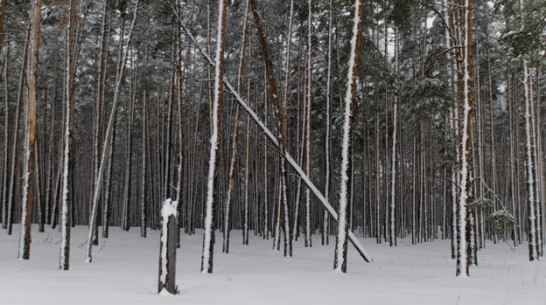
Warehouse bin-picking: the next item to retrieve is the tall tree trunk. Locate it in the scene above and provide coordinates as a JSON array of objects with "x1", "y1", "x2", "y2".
[
  {"x1": 333, "y1": 0, "x2": 364, "y2": 273},
  {"x1": 249, "y1": 0, "x2": 292, "y2": 257},
  {"x1": 141, "y1": 86, "x2": 149, "y2": 238},
  {"x1": 174, "y1": 0, "x2": 185, "y2": 247},
  {"x1": 1, "y1": 40, "x2": 9, "y2": 229},
  {"x1": 179, "y1": 11, "x2": 372, "y2": 264},
  {"x1": 519, "y1": 0, "x2": 539, "y2": 261},
  {"x1": 0, "y1": 0, "x2": 7, "y2": 48},
  {"x1": 86, "y1": 0, "x2": 140, "y2": 263},
  {"x1": 95, "y1": 0, "x2": 110, "y2": 239},
  {"x1": 121, "y1": 69, "x2": 135, "y2": 232},
  {"x1": 60, "y1": 0, "x2": 76, "y2": 271},
  {"x1": 389, "y1": 26, "x2": 399, "y2": 247},
  {"x1": 303, "y1": 0, "x2": 313, "y2": 249},
  {"x1": 201, "y1": 0, "x2": 227, "y2": 274},
  {"x1": 451, "y1": 0, "x2": 473, "y2": 277},
  {"x1": 322, "y1": 0, "x2": 333, "y2": 246},
  {"x1": 19, "y1": 0, "x2": 42, "y2": 260}
]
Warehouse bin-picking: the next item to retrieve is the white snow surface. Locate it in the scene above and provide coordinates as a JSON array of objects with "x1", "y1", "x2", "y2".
[{"x1": 1, "y1": 225, "x2": 545, "y2": 305}]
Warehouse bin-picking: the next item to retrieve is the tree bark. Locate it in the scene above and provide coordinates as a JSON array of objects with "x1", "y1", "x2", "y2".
[
  {"x1": 333, "y1": 0, "x2": 364, "y2": 273},
  {"x1": 60, "y1": 0, "x2": 77, "y2": 271},
  {"x1": 201, "y1": 0, "x2": 227, "y2": 273},
  {"x1": 19, "y1": 0, "x2": 42, "y2": 260},
  {"x1": 86, "y1": 0, "x2": 140, "y2": 263},
  {"x1": 158, "y1": 199, "x2": 178, "y2": 295}
]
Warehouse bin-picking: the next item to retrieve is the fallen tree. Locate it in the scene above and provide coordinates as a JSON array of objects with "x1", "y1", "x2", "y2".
[{"x1": 171, "y1": 4, "x2": 373, "y2": 264}]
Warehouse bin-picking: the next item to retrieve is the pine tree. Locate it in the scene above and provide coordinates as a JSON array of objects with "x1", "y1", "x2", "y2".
[
  {"x1": 334, "y1": 0, "x2": 364, "y2": 273},
  {"x1": 201, "y1": 0, "x2": 227, "y2": 273}
]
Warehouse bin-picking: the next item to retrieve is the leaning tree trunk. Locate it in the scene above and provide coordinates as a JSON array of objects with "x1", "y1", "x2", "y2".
[
  {"x1": 333, "y1": 0, "x2": 364, "y2": 273},
  {"x1": 249, "y1": 0, "x2": 292, "y2": 257},
  {"x1": 179, "y1": 10, "x2": 373, "y2": 264},
  {"x1": 94, "y1": 0, "x2": 109, "y2": 239}
]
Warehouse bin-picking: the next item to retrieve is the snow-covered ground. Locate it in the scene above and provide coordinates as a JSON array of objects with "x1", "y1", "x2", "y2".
[{"x1": 1, "y1": 225, "x2": 544, "y2": 305}]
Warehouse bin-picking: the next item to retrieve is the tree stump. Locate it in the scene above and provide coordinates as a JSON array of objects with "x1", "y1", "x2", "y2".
[{"x1": 158, "y1": 199, "x2": 179, "y2": 295}]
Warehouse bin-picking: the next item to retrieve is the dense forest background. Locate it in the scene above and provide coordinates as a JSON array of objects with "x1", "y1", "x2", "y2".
[{"x1": 0, "y1": 0, "x2": 545, "y2": 275}]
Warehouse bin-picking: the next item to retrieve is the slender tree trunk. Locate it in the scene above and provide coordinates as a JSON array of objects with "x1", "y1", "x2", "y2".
[
  {"x1": 523, "y1": 59, "x2": 538, "y2": 261},
  {"x1": 95, "y1": 0, "x2": 110, "y2": 239},
  {"x1": 1, "y1": 40, "x2": 9, "y2": 229},
  {"x1": 322, "y1": 0, "x2": 333, "y2": 246},
  {"x1": 121, "y1": 70, "x2": 135, "y2": 232},
  {"x1": 249, "y1": 0, "x2": 292, "y2": 257},
  {"x1": 180, "y1": 12, "x2": 372, "y2": 264},
  {"x1": 19, "y1": 0, "x2": 42, "y2": 260},
  {"x1": 141, "y1": 86, "x2": 149, "y2": 238},
  {"x1": 0, "y1": 2, "x2": 7, "y2": 225},
  {"x1": 303, "y1": 0, "x2": 313, "y2": 249},
  {"x1": 201, "y1": 0, "x2": 227, "y2": 274},
  {"x1": 0, "y1": 0, "x2": 7, "y2": 48},
  {"x1": 333, "y1": 0, "x2": 364, "y2": 273},
  {"x1": 60, "y1": 0, "x2": 76, "y2": 271},
  {"x1": 518, "y1": 0, "x2": 539, "y2": 261},
  {"x1": 86, "y1": 0, "x2": 140, "y2": 263},
  {"x1": 452, "y1": 0, "x2": 473, "y2": 277},
  {"x1": 174, "y1": 0, "x2": 185, "y2": 246},
  {"x1": 389, "y1": 26, "x2": 399, "y2": 247}
]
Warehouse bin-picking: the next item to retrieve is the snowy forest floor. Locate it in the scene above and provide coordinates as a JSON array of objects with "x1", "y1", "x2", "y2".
[{"x1": 1, "y1": 225, "x2": 545, "y2": 305}]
